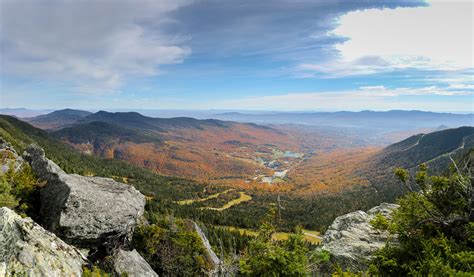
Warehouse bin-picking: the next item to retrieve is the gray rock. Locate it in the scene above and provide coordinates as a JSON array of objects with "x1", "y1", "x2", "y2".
[
  {"x1": 25, "y1": 144, "x2": 146, "y2": 253},
  {"x1": 321, "y1": 203, "x2": 399, "y2": 273},
  {"x1": 0, "y1": 137, "x2": 24, "y2": 175},
  {"x1": 193, "y1": 222, "x2": 221, "y2": 269},
  {"x1": 0, "y1": 207, "x2": 86, "y2": 276},
  {"x1": 112, "y1": 249, "x2": 158, "y2": 277}
]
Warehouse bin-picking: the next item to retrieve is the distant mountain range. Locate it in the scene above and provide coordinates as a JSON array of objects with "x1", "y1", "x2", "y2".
[
  {"x1": 23, "y1": 109, "x2": 92, "y2": 130},
  {"x1": 212, "y1": 110, "x2": 473, "y2": 132},
  {"x1": 2, "y1": 108, "x2": 472, "y2": 132},
  {"x1": 34, "y1": 110, "x2": 295, "y2": 180},
  {"x1": 0, "y1": 112, "x2": 471, "y2": 202},
  {"x1": 77, "y1": 110, "x2": 232, "y2": 131},
  {"x1": 0, "y1": 108, "x2": 54, "y2": 118},
  {"x1": 4, "y1": 108, "x2": 473, "y2": 188}
]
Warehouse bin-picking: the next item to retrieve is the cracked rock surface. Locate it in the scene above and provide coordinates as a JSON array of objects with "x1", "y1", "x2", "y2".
[
  {"x1": 25, "y1": 144, "x2": 146, "y2": 252},
  {"x1": 0, "y1": 207, "x2": 86, "y2": 276},
  {"x1": 321, "y1": 203, "x2": 399, "y2": 273},
  {"x1": 112, "y1": 248, "x2": 159, "y2": 277}
]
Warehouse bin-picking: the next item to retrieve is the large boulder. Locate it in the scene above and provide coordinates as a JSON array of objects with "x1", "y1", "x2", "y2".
[
  {"x1": 321, "y1": 203, "x2": 399, "y2": 273},
  {"x1": 112, "y1": 249, "x2": 158, "y2": 277},
  {"x1": 0, "y1": 207, "x2": 86, "y2": 276},
  {"x1": 0, "y1": 137, "x2": 24, "y2": 175},
  {"x1": 25, "y1": 144, "x2": 146, "y2": 253}
]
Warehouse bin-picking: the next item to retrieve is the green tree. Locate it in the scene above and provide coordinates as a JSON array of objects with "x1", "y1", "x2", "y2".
[
  {"x1": 0, "y1": 176, "x2": 19, "y2": 209},
  {"x1": 0, "y1": 162, "x2": 40, "y2": 218},
  {"x1": 132, "y1": 215, "x2": 211, "y2": 276},
  {"x1": 370, "y1": 161, "x2": 474, "y2": 275},
  {"x1": 239, "y1": 221, "x2": 309, "y2": 276}
]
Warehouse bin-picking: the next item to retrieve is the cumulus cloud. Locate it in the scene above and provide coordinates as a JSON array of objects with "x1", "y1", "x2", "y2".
[
  {"x1": 0, "y1": 0, "x2": 191, "y2": 94},
  {"x1": 299, "y1": 0, "x2": 473, "y2": 77}
]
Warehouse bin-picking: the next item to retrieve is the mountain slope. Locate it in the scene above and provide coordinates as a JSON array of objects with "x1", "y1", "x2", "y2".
[
  {"x1": 52, "y1": 111, "x2": 296, "y2": 180},
  {"x1": 0, "y1": 114, "x2": 204, "y2": 197},
  {"x1": 78, "y1": 111, "x2": 231, "y2": 131},
  {"x1": 362, "y1": 126, "x2": 474, "y2": 202},
  {"x1": 24, "y1": 109, "x2": 92, "y2": 130},
  {"x1": 377, "y1": 126, "x2": 474, "y2": 170}
]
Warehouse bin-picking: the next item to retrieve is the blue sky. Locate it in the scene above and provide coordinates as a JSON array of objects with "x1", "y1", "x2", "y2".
[{"x1": 0, "y1": 0, "x2": 473, "y2": 112}]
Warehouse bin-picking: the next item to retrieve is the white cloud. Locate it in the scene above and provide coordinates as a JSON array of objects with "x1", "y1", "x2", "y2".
[
  {"x1": 299, "y1": 0, "x2": 473, "y2": 77},
  {"x1": 448, "y1": 84, "x2": 474, "y2": 90},
  {"x1": 359, "y1": 85, "x2": 472, "y2": 96},
  {"x1": 0, "y1": 0, "x2": 192, "y2": 94},
  {"x1": 296, "y1": 56, "x2": 391, "y2": 78},
  {"x1": 333, "y1": 0, "x2": 473, "y2": 70}
]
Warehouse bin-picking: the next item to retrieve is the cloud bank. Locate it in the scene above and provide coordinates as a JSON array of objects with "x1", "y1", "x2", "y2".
[
  {"x1": 0, "y1": 0, "x2": 191, "y2": 93},
  {"x1": 298, "y1": 0, "x2": 473, "y2": 77}
]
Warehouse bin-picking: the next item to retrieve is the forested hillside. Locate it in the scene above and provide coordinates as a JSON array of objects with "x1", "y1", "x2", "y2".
[
  {"x1": 50, "y1": 111, "x2": 298, "y2": 181},
  {"x1": 0, "y1": 114, "x2": 383, "y2": 234},
  {"x1": 2, "y1": 114, "x2": 471, "y2": 233},
  {"x1": 361, "y1": 126, "x2": 474, "y2": 204},
  {"x1": 1, "y1": 114, "x2": 472, "y2": 275}
]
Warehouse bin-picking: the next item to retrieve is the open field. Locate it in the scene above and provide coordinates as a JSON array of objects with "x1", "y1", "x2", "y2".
[
  {"x1": 200, "y1": 192, "x2": 252, "y2": 211},
  {"x1": 176, "y1": 189, "x2": 234, "y2": 205},
  {"x1": 216, "y1": 226, "x2": 321, "y2": 244}
]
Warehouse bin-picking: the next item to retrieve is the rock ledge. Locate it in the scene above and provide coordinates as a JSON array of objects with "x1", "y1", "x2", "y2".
[
  {"x1": 321, "y1": 203, "x2": 399, "y2": 273},
  {"x1": 25, "y1": 144, "x2": 146, "y2": 253},
  {"x1": 0, "y1": 207, "x2": 86, "y2": 276}
]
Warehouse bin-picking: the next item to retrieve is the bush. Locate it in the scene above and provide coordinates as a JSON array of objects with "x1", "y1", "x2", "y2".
[
  {"x1": 0, "y1": 162, "x2": 40, "y2": 218},
  {"x1": 370, "y1": 161, "x2": 474, "y2": 275},
  {"x1": 132, "y1": 214, "x2": 211, "y2": 276},
  {"x1": 239, "y1": 222, "x2": 309, "y2": 276}
]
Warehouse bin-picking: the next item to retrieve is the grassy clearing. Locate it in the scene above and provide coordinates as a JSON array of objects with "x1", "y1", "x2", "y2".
[
  {"x1": 111, "y1": 175, "x2": 129, "y2": 183},
  {"x1": 224, "y1": 226, "x2": 259, "y2": 236},
  {"x1": 176, "y1": 189, "x2": 234, "y2": 205},
  {"x1": 200, "y1": 192, "x2": 252, "y2": 211},
  {"x1": 301, "y1": 229, "x2": 322, "y2": 244},
  {"x1": 216, "y1": 226, "x2": 321, "y2": 244}
]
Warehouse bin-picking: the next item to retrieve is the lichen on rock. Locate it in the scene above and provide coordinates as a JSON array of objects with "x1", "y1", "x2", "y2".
[
  {"x1": 112, "y1": 248, "x2": 159, "y2": 277},
  {"x1": 321, "y1": 203, "x2": 399, "y2": 274},
  {"x1": 0, "y1": 207, "x2": 86, "y2": 276},
  {"x1": 0, "y1": 137, "x2": 24, "y2": 175},
  {"x1": 25, "y1": 144, "x2": 146, "y2": 255}
]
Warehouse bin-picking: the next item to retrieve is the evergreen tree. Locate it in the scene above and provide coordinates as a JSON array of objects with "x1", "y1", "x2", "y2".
[{"x1": 370, "y1": 158, "x2": 474, "y2": 275}]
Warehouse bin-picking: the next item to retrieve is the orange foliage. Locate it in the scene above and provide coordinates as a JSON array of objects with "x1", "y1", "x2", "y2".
[
  {"x1": 288, "y1": 147, "x2": 381, "y2": 195},
  {"x1": 63, "y1": 123, "x2": 383, "y2": 196}
]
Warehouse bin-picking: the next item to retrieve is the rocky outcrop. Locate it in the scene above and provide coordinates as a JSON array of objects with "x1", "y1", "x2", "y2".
[
  {"x1": 112, "y1": 249, "x2": 158, "y2": 277},
  {"x1": 193, "y1": 222, "x2": 221, "y2": 269},
  {"x1": 25, "y1": 144, "x2": 146, "y2": 253},
  {"x1": 0, "y1": 137, "x2": 24, "y2": 174},
  {"x1": 0, "y1": 207, "x2": 86, "y2": 276},
  {"x1": 321, "y1": 203, "x2": 399, "y2": 273}
]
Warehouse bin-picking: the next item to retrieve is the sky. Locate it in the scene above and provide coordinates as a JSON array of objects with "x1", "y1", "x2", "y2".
[{"x1": 0, "y1": 0, "x2": 473, "y2": 112}]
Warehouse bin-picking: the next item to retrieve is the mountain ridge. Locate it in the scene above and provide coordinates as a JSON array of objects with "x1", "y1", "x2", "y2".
[
  {"x1": 23, "y1": 108, "x2": 92, "y2": 130},
  {"x1": 212, "y1": 110, "x2": 473, "y2": 131},
  {"x1": 50, "y1": 111, "x2": 294, "y2": 180}
]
